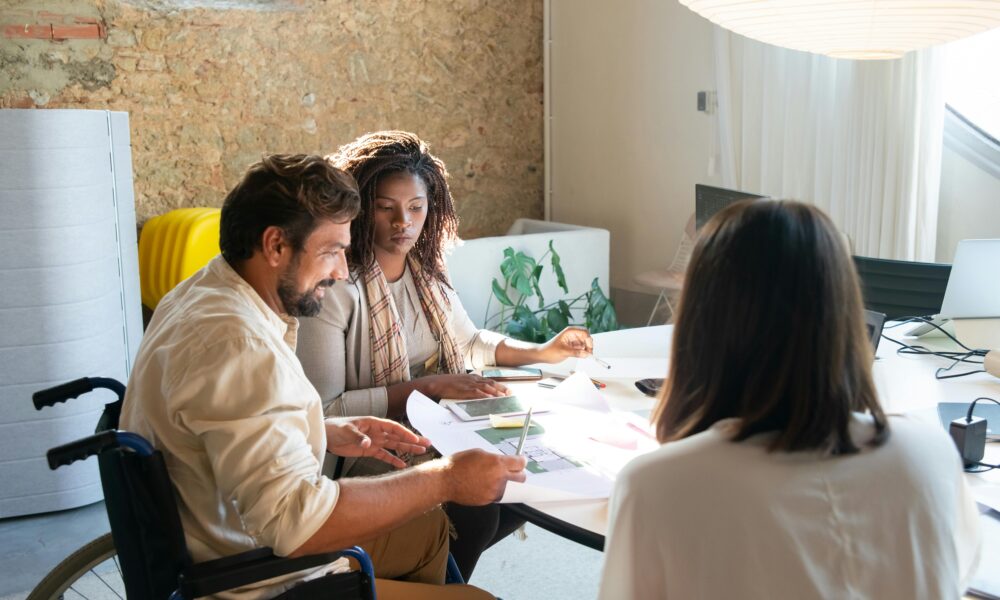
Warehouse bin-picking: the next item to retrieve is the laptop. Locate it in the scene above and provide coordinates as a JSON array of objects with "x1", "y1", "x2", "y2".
[
  {"x1": 908, "y1": 239, "x2": 1000, "y2": 337},
  {"x1": 864, "y1": 310, "x2": 886, "y2": 353}
]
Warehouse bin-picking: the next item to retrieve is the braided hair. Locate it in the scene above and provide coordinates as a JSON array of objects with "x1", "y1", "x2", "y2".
[{"x1": 330, "y1": 131, "x2": 459, "y2": 287}]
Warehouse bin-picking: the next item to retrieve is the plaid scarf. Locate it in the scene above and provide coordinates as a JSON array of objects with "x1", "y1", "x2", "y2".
[{"x1": 363, "y1": 256, "x2": 464, "y2": 387}]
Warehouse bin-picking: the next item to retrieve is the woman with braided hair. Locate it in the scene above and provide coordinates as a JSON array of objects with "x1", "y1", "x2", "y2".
[{"x1": 297, "y1": 130, "x2": 593, "y2": 579}]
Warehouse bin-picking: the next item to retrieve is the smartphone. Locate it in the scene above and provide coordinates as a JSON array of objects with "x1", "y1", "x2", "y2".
[
  {"x1": 481, "y1": 367, "x2": 543, "y2": 381},
  {"x1": 634, "y1": 378, "x2": 663, "y2": 397}
]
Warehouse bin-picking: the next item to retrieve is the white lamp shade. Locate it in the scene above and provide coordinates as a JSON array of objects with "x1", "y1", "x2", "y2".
[{"x1": 679, "y1": 0, "x2": 1000, "y2": 59}]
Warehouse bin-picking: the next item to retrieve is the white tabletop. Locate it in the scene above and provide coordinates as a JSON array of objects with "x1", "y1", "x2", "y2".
[{"x1": 511, "y1": 324, "x2": 1000, "y2": 541}]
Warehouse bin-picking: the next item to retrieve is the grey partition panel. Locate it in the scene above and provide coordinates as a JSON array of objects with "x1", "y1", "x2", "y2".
[{"x1": 0, "y1": 109, "x2": 142, "y2": 517}]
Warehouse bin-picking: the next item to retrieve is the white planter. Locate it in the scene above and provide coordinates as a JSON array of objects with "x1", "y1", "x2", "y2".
[
  {"x1": 0, "y1": 110, "x2": 142, "y2": 517},
  {"x1": 446, "y1": 218, "x2": 610, "y2": 329}
]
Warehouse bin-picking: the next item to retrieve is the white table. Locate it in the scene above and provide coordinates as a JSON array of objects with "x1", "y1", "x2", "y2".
[{"x1": 507, "y1": 324, "x2": 1000, "y2": 551}]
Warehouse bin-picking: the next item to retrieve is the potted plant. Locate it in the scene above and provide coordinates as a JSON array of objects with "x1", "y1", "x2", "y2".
[{"x1": 484, "y1": 241, "x2": 619, "y2": 342}]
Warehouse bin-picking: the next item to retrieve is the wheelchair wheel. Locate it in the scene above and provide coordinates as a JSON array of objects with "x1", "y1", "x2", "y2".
[{"x1": 27, "y1": 533, "x2": 125, "y2": 600}]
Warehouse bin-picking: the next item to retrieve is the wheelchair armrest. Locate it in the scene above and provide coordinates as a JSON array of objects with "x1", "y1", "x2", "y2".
[{"x1": 179, "y1": 547, "x2": 362, "y2": 598}]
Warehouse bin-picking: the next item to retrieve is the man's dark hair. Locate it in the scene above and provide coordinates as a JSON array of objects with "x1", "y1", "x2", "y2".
[
  {"x1": 330, "y1": 131, "x2": 459, "y2": 286},
  {"x1": 220, "y1": 154, "x2": 360, "y2": 265},
  {"x1": 653, "y1": 200, "x2": 889, "y2": 454}
]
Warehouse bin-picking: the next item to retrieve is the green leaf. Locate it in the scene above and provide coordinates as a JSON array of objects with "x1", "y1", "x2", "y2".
[
  {"x1": 505, "y1": 318, "x2": 530, "y2": 340},
  {"x1": 549, "y1": 240, "x2": 569, "y2": 294},
  {"x1": 500, "y1": 248, "x2": 537, "y2": 298},
  {"x1": 558, "y1": 300, "x2": 573, "y2": 321},
  {"x1": 547, "y1": 306, "x2": 569, "y2": 332},
  {"x1": 531, "y1": 264, "x2": 545, "y2": 308},
  {"x1": 584, "y1": 278, "x2": 620, "y2": 333},
  {"x1": 507, "y1": 305, "x2": 544, "y2": 342},
  {"x1": 491, "y1": 278, "x2": 514, "y2": 306},
  {"x1": 539, "y1": 315, "x2": 552, "y2": 342},
  {"x1": 499, "y1": 247, "x2": 516, "y2": 279}
]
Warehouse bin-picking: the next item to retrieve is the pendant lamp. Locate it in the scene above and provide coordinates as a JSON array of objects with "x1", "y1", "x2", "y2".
[{"x1": 679, "y1": 0, "x2": 1000, "y2": 59}]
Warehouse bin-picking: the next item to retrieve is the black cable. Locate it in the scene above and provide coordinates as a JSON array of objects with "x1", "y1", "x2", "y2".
[
  {"x1": 966, "y1": 461, "x2": 1000, "y2": 473},
  {"x1": 936, "y1": 352, "x2": 987, "y2": 379},
  {"x1": 884, "y1": 316, "x2": 986, "y2": 354},
  {"x1": 965, "y1": 397, "x2": 1000, "y2": 422},
  {"x1": 879, "y1": 316, "x2": 988, "y2": 379}
]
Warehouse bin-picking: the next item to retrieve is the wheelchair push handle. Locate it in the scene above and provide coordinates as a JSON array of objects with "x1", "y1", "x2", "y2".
[
  {"x1": 46, "y1": 430, "x2": 155, "y2": 470},
  {"x1": 46, "y1": 431, "x2": 120, "y2": 470},
  {"x1": 33, "y1": 377, "x2": 126, "y2": 410}
]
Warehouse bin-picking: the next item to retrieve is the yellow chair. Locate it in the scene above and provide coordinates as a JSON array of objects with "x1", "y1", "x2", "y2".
[{"x1": 138, "y1": 208, "x2": 221, "y2": 310}]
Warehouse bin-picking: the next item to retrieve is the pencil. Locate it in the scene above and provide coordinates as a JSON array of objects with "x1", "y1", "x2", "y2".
[{"x1": 515, "y1": 407, "x2": 535, "y2": 456}]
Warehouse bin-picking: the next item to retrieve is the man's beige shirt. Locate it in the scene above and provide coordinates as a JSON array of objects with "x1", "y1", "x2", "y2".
[{"x1": 120, "y1": 255, "x2": 342, "y2": 598}]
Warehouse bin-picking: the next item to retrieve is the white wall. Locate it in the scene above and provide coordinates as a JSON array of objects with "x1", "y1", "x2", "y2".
[
  {"x1": 936, "y1": 144, "x2": 1000, "y2": 263},
  {"x1": 548, "y1": 1, "x2": 1000, "y2": 280},
  {"x1": 549, "y1": 0, "x2": 720, "y2": 293}
]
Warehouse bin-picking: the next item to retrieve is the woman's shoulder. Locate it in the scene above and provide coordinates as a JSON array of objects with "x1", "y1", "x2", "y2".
[
  {"x1": 880, "y1": 413, "x2": 962, "y2": 464},
  {"x1": 309, "y1": 276, "x2": 364, "y2": 326}
]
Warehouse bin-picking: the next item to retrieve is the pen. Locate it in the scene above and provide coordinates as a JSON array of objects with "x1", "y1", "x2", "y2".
[
  {"x1": 593, "y1": 356, "x2": 611, "y2": 369},
  {"x1": 570, "y1": 369, "x2": 606, "y2": 389},
  {"x1": 515, "y1": 407, "x2": 535, "y2": 456}
]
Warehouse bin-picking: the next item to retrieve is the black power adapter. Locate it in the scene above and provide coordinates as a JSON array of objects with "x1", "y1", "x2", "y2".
[
  {"x1": 949, "y1": 416, "x2": 987, "y2": 467},
  {"x1": 949, "y1": 397, "x2": 1000, "y2": 470}
]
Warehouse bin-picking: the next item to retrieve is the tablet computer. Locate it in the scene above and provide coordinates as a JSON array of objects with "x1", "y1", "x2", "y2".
[
  {"x1": 481, "y1": 367, "x2": 543, "y2": 381},
  {"x1": 442, "y1": 396, "x2": 545, "y2": 421}
]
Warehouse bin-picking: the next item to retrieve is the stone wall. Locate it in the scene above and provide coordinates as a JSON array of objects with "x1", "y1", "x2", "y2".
[{"x1": 0, "y1": 0, "x2": 544, "y2": 237}]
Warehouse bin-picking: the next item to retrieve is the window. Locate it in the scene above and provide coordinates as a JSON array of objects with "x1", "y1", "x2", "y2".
[{"x1": 943, "y1": 27, "x2": 1000, "y2": 146}]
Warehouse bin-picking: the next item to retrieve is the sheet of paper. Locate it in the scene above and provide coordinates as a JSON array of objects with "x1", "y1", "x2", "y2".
[
  {"x1": 406, "y1": 391, "x2": 657, "y2": 503},
  {"x1": 550, "y1": 371, "x2": 610, "y2": 412},
  {"x1": 970, "y1": 480, "x2": 1000, "y2": 514}
]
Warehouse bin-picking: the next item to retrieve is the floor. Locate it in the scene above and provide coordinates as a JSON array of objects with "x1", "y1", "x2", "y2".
[{"x1": 0, "y1": 501, "x2": 603, "y2": 600}]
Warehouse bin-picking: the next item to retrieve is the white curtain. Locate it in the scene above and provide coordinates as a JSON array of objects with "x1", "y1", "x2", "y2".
[{"x1": 714, "y1": 30, "x2": 946, "y2": 261}]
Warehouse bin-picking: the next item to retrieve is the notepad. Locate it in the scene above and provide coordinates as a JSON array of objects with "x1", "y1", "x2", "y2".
[{"x1": 490, "y1": 414, "x2": 529, "y2": 428}]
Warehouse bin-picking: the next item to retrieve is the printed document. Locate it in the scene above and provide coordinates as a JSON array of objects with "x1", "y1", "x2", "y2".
[{"x1": 406, "y1": 373, "x2": 658, "y2": 503}]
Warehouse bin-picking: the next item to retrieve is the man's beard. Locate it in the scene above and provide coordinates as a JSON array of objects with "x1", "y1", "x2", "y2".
[{"x1": 277, "y1": 261, "x2": 336, "y2": 318}]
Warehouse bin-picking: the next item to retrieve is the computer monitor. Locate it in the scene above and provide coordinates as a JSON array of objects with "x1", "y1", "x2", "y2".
[{"x1": 695, "y1": 184, "x2": 768, "y2": 230}]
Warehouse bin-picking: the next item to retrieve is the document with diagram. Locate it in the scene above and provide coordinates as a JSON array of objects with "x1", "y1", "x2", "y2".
[{"x1": 406, "y1": 372, "x2": 658, "y2": 503}]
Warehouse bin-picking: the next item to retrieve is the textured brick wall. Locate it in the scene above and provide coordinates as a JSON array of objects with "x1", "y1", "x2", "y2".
[{"x1": 0, "y1": 0, "x2": 544, "y2": 237}]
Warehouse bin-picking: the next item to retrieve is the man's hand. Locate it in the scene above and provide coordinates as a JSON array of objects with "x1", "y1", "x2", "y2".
[
  {"x1": 433, "y1": 449, "x2": 527, "y2": 505},
  {"x1": 421, "y1": 373, "x2": 509, "y2": 400},
  {"x1": 538, "y1": 326, "x2": 593, "y2": 363},
  {"x1": 325, "y1": 417, "x2": 431, "y2": 469}
]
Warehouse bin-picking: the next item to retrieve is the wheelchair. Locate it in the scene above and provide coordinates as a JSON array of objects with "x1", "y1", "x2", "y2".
[{"x1": 29, "y1": 376, "x2": 458, "y2": 599}]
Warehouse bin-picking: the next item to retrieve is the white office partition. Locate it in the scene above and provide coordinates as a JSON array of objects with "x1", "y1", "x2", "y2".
[{"x1": 0, "y1": 109, "x2": 143, "y2": 517}]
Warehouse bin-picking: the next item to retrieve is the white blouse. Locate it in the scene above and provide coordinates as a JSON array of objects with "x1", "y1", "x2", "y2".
[
  {"x1": 599, "y1": 413, "x2": 981, "y2": 600},
  {"x1": 387, "y1": 267, "x2": 441, "y2": 376}
]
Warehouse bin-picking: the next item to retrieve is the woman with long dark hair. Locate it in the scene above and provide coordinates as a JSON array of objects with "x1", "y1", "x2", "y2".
[
  {"x1": 599, "y1": 200, "x2": 979, "y2": 599},
  {"x1": 298, "y1": 131, "x2": 592, "y2": 579}
]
